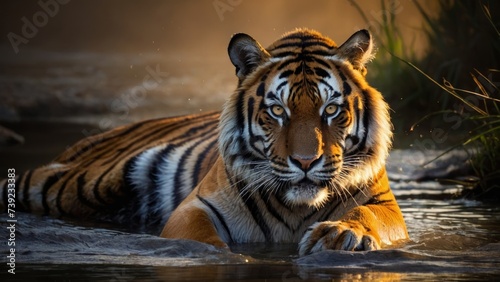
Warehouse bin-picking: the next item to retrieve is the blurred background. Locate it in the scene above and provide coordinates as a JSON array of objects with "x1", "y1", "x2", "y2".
[{"x1": 0, "y1": 0, "x2": 431, "y2": 125}]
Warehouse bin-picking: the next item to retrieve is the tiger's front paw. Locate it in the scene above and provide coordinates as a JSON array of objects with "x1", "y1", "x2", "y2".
[{"x1": 298, "y1": 221, "x2": 380, "y2": 256}]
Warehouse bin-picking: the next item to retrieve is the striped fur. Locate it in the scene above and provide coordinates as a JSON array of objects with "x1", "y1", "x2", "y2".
[
  {"x1": 1, "y1": 29, "x2": 408, "y2": 254},
  {"x1": 1, "y1": 112, "x2": 219, "y2": 233}
]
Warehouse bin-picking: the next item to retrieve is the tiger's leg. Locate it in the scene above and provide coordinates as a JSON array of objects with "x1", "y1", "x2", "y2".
[
  {"x1": 160, "y1": 196, "x2": 228, "y2": 249},
  {"x1": 298, "y1": 169, "x2": 408, "y2": 255},
  {"x1": 160, "y1": 157, "x2": 229, "y2": 249}
]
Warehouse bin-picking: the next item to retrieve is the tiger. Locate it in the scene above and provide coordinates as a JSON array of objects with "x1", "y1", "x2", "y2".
[{"x1": 0, "y1": 28, "x2": 408, "y2": 255}]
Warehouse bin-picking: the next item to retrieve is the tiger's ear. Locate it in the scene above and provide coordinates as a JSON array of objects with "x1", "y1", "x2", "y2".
[
  {"x1": 228, "y1": 33, "x2": 270, "y2": 80},
  {"x1": 336, "y1": 30, "x2": 375, "y2": 73}
]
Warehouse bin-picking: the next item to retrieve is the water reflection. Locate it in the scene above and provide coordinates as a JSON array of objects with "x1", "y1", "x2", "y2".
[
  {"x1": 14, "y1": 262, "x2": 500, "y2": 281},
  {"x1": 12, "y1": 264, "x2": 410, "y2": 282},
  {"x1": 398, "y1": 197, "x2": 500, "y2": 252}
]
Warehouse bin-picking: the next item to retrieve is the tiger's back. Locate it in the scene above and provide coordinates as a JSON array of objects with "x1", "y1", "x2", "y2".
[{"x1": 1, "y1": 112, "x2": 220, "y2": 233}]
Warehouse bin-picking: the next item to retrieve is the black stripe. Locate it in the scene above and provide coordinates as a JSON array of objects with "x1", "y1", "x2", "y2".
[
  {"x1": 149, "y1": 145, "x2": 174, "y2": 188},
  {"x1": 259, "y1": 191, "x2": 291, "y2": 231},
  {"x1": 335, "y1": 67, "x2": 352, "y2": 96},
  {"x1": 270, "y1": 158, "x2": 288, "y2": 167},
  {"x1": 347, "y1": 135, "x2": 360, "y2": 147},
  {"x1": 196, "y1": 194, "x2": 233, "y2": 243},
  {"x1": 346, "y1": 100, "x2": 361, "y2": 151},
  {"x1": 84, "y1": 112, "x2": 219, "y2": 167},
  {"x1": 147, "y1": 145, "x2": 176, "y2": 222},
  {"x1": 238, "y1": 183, "x2": 273, "y2": 241},
  {"x1": 97, "y1": 119, "x2": 213, "y2": 167},
  {"x1": 41, "y1": 171, "x2": 67, "y2": 215},
  {"x1": 311, "y1": 57, "x2": 332, "y2": 70},
  {"x1": 256, "y1": 82, "x2": 265, "y2": 97},
  {"x1": 56, "y1": 177, "x2": 72, "y2": 216},
  {"x1": 336, "y1": 66, "x2": 347, "y2": 81},
  {"x1": 76, "y1": 172, "x2": 105, "y2": 210},
  {"x1": 276, "y1": 81, "x2": 288, "y2": 92},
  {"x1": 260, "y1": 70, "x2": 269, "y2": 83},
  {"x1": 318, "y1": 79, "x2": 334, "y2": 93},
  {"x1": 123, "y1": 154, "x2": 139, "y2": 189},
  {"x1": 343, "y1": 81, "x2": 352, "y2": 95},
  {"x1": 173, "y1": 131, "x2": 219, "y2": 208},
  {"x1": 22, "y1": 170, "x2": 34, "y2": 212},
  {"x1": 272, "y1": 167, "x2": 295, "y2": 176},
  {"x1": 276, "y1": 59, "x2": 295, "y2": 71},
  {"x1": 63, "y1": 119, "x2": 150, "y2": 162},
  {"x1": 357, "y1": 92, "x2": 371, "y2": 152},
  {"x1": 99, "y1": 118, "x2": 219, "y2": 192},
  {"x1": 363, "y1": 189, "x2": 393, "y2": 206},
  {"x1": 294, "y1": 64, "x2": 302, "y2": 75},
  {"x1": 275, "y1": 53, "x2": 333, "y2": 73},
  {"x1": 314, "y1": 67, "x2": 330, "y2": 78},
  {"x1": 354, "y1": 97, "x2": 361, "y2": 134},
  {"x1": 236, "y1": 89, "x2": 246, "y2": 133},
  {"x1": 274, "y1": 50, "x2": 332, "y2": 59},
  {"x1": 123, "y1": 154, "x2": 145, "y2": 225},
  {"x1": 273, "y1": 40, "x2": 334, "y2": 51},
  {"x1": 94, "y1": 118, "x2": 220, "y2": 210},
  {"x1": 192, "y1": 138, "x2": 218, "y2": 187},
  {"x1": 91, "y1": 170, "x2": 114, "y2": 206},
  {"x1": 279, "y1": 70, "x2": 294, "y2": 79},
  {"x1": 170, "y1": 119, "x2": 219, "y2": 143},
  {"x1": 273, "y1": 51, "x2": 298, "y2": 58},
  {"x1": 246, "y1": 97, "x2": 266, "y2": 158},
  {"x1": 244, "y1": 196, "x2": 273, "y2": 241},
  {"x1": 265, "y1": 91, "x2": 278, "y2": 101},
  {"x1": 280, "y1": 33, "x2": 321, "y2": 41},
  {"x1": 365, "y1": 198, "x2": 394, "y2": 206}
]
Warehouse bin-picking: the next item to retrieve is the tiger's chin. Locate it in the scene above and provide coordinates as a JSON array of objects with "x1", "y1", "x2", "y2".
[{"x1": 283, "y1": 181, "x2": 330, "y2": 209}]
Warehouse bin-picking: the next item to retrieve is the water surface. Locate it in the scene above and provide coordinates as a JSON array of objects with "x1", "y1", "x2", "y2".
[{"x1": 1, "y1": 145, "x2": 500, "y2": 281}]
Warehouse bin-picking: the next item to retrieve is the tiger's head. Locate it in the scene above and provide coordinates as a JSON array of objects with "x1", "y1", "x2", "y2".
[{"x1": 219, "y1": 29, "x2": 392, "y2": 208}]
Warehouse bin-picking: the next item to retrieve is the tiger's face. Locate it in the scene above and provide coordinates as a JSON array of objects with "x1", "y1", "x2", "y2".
[{"x1": 220, "y1": 29, "x2": 391, "y2": 208}]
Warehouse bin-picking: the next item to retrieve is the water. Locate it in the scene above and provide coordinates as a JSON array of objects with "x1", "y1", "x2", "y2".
[
  {"x1": 1, "y1": 146, "x2": 500, "y2": 281},
  {"x1": 1, "y1": 51, "x2": 500, "y2": 281}
]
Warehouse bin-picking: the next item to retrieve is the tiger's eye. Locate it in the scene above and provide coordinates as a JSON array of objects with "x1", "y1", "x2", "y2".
[
  {"x1": 325, "y1": 104, "x2": 338, "y2": 116},
  {"x1": 271, "y1": 105, "x2": 284, "y2": 116}
]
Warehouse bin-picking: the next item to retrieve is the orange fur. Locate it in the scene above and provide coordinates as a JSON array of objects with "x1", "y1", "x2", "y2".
[{"x1": 161, "y1": 157, "x2": 229, "y2": 248}]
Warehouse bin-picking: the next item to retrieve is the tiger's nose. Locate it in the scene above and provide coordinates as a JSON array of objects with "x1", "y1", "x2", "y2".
[{"x1": 290, "y1": 154, "x2": 322, "y2": 171}]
